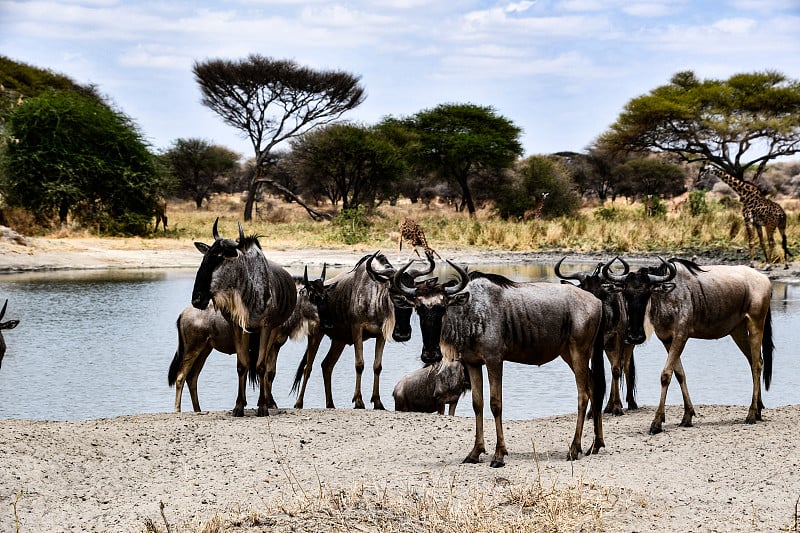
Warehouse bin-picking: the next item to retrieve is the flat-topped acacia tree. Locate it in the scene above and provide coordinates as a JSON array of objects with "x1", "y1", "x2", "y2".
[{"x1": 193, "y1": 55, "x2": 365, "y2": 221}]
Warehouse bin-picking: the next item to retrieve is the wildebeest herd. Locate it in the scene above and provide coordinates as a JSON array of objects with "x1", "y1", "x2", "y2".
[{"x1": 164, "y1": 218, "x2": 775, "y2": 468}]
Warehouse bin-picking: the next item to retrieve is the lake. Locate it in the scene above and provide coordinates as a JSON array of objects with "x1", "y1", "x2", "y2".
[{"x1": 0, "y1": 261, "x2": 797, "y2": 421}]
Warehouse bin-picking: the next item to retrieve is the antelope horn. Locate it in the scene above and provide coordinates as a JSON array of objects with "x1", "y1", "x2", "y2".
[
  {"x1": 0, "y1": 299, "x2": 6, "y2": 320},
  {"x1": 321, "y1": 263, "x2": 327, "y2": 283},
  {"x1": 393, "y1": 260, "x2": 419, "y2": 299},
  {"x1": 212, "y1": 217, "x2": 221, "y2": 241},
  {"x1": 407, "y1": 250, "x2": 436, "y2": 278},
  {"x1": 648, "y1": 256, "x2": 677, "y2": 284},
  {"x1": 367, "y1": 251, "x2": 394, "y2": 278},
  {"x1": 554, "y1": 257, "x2": 588, "y2": 282},
  {"x1": 601, "y1": 256, "x2": 628, "y2": 283},
  {"x1": 237, "y1": 221, "x2": 245, "y2": 242},
  {"x1": 444, "y1": 260, "x2": 469, "y2": 296}
]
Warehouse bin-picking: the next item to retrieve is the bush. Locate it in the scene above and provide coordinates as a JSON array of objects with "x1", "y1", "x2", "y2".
[
  {"x1": 688, "y1": 190, "x2": 709, "y2": 216},
  {"x1": 334, "y1": 206, "x2": 370, "y2": 244}
]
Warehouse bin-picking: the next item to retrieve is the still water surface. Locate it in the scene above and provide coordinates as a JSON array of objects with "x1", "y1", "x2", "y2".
[{"x1": 0, "y1": 262, "x2": 797, "y2": 421}]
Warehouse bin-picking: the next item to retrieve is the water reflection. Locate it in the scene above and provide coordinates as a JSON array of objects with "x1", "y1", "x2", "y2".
[{"x1": 0, "y1": 262, "x2": 797, "y2": 421}]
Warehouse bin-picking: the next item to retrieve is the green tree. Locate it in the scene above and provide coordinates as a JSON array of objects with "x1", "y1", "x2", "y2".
[
  {"x1": 408, "y1": 103, "x2": 523, "y2": 216},
  {"x1": 163, "y1": 138, "x2": 239, "y2": 208},
  {"x1": 613, "y1": 158, "x2": 687, "y2": 201},
  {"x1": 1, "y1": 90, "x2": 160, "y2": 234},
  {"x1": 601, "y1": 70, "x2": 800, "y2": 181},
  {"x1": 495, "y1": 155, "x2": 579, "y2": 220},
  {"x1": 193, "y1": 55, "x2": 365, "y2": 220},
  {"x1": 290, "y1": 122, "x2": 406, "y2": 211}
]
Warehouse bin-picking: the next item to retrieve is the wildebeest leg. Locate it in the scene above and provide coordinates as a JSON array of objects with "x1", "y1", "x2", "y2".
[
  {"x1": 604, "y1": 340, "x2": 624, "y2": 416},
  {"x1": 447, "y1": 402, "x2": 458, "y2": 416},
  {"x1": 370, "y1": 336, "x2": 386, "y2": 410},
  {"x1": 622, "y1": 344, "x2": 638, "y2": 410},
  {"x1": 231, "y1": 328, "x2": 250, "y2": 417},
  {"x1": 485, "y1": 360, "x2": 507, "y2": 467},
  {"x1": 351, "y1": 328, "x2": 367, "y2": 409},
  {"x1": 565, "y1": 351, "x2": 591, "y2": 460},
  {"x1": 463, "y1": 364, "x2": 486, "y2": 464},
  {"x1": 185, "y1": 347, "x2": 213, "y2": 413},
  {"x1": 672, "y1": 358, "x2": 695, "y2": 427},
  {"x1": 321, "y1": 341, "x2": 347, "y2": 408},
  {"x1": 256, "y1": 327, "x2": 283, "y2": 416},
  {"x1": 730, "y1": 322, "x2": 764, "y2": 423},
  {"x1": 651, "y1": 336, "x2": 688, "y2": 434},
  {"x1": 293, "y1": 331, "x2": 324, "y2": 409}
]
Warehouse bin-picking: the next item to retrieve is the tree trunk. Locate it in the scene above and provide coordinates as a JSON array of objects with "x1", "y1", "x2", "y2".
[{"x1": 252, "y1": 178, "x2": 332, "y2": 221}]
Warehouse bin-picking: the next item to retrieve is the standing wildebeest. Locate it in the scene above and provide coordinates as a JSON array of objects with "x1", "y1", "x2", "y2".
[
  {"x1": 392, "y1": 359, "x2": 470, "y2": 415},
  {"x1": 601, "y1": 257, "x2": 774, "y2": 434},
  {"x1": 292, "y1": 251, "x2": 422, "y2": 410},
  {"x1": 555, "y1": 258, "x2": 638, "y2": 416},
  {"x1": 191, "y1": 219, "x2": 297, "y2": 416},
  {"x1": 169, "y1": 278, "x2": 323, "y2": 412},
  {"x1": 392, "y1": 260, "x2": 607, "y2": 466},
  {"x1": 0, "y1": 300, "x2": 20, "y2": 369}
]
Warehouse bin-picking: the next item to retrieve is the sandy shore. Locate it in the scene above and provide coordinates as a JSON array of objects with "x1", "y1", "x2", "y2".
[{"x1": 1, "y1": 234, "x2": 799, "y2": 531}]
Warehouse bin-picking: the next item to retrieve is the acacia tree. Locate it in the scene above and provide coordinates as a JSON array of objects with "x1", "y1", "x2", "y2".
[
  {"x1": 407, "y1": 103, "x2": 523, "y2": 216},
  {"x1": 600, "y1": 70, "x2": 800, "y2": 181},
  {"x1": 163, "y1": 138, "x2": 239, "y2": 208},
  {"x1": 193, "y1": 55, "x2": 365, "y2": 220}
]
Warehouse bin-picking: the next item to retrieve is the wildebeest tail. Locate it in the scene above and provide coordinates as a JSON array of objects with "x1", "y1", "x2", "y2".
[
  {"x1": 291, "y1": 349, "x2": 308, "y2": 395},
  {"x1": 628, "y1": 352, "x2": 637, "y2": 400},
  {"x1": 590, "y1": 309, "x2": 607, "y2": 418},
  {"x1": 168, "y1": 316, "x2": 183, "y2": 387},
  {"x1": 763, "y1": 307, "x2": 774, "y2": 390},
  {"x1": 248, "y1": 330, "x2": 260, "y2": 387}
]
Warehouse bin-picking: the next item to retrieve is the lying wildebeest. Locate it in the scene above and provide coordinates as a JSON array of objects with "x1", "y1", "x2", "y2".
[
  {"x1": 393, "y1": 359, "x2": 470, "y2": 415},
  {"x1": 601, "y1": 256, "x2": 773, "y2": 434},
  {"x1": 0, "y1": 299, "x2": 20, "y2": 369},
  {"x1": 292, "y1": 251, "x2": 426, "y2": 409},
  {"x1": 392, "y1": 260, "x2": 606, "y2": 466},
  {"x1": 169, "y1": 277, "x2": 323, "y2": 413},
  {"x1": 192, "y1": 219, "x2": 297, "y2": 416},
  {"x1": 555, "y1": 257, "x2": 638, "y2": 415}
]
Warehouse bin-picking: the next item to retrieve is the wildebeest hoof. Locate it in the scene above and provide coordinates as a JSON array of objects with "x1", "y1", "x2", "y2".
[
  {"x1": 231, "y1": 407, "x2": 245, "y2": 417},
  {"x1": 373, "y1": 403, "x2": 386, "y2": 410},
  {"x1": 679, "y1": 420, "x2": 693, "y2": 427},
  {"x1": 257, "y1": 405, "x2": 270, "y2": 417},
  {"x1": 649, "y1": 424, "x2": 663, "y2": 435},
  {"x1": 490, "y1": 460, "x2": 505, "y2": 468},
  {"x1": 462, "y1": 456, "x2": 480, "y2": 464}
]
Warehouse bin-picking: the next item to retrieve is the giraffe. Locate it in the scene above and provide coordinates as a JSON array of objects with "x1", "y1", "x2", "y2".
[
  {"x1": 702, "y1": 166, "x2": 792, "y2": 268},
  {"x1": 522, "y1": 192, "x2": 550, "y2": 221},
  {"x1": 398, "y1": 218, "x2": 442, "y2": 260}
]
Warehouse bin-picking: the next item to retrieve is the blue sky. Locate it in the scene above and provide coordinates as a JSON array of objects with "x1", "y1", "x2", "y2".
[{"x1": 2, "y1": 0, "x2": 799, "y2": 160}]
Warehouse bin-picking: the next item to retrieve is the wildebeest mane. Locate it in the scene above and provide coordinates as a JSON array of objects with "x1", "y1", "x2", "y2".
[
  {"x1": 467, "y1": 270, "x2": 519, "y2": 288},
  {"x1": 238, "y1": 233, "x2": 263, "y2": 251}
]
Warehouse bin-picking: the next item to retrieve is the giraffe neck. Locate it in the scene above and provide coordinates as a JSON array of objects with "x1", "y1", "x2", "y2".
[{"x1": 709, "y1": 168, "x2": 761, "y2": 203}]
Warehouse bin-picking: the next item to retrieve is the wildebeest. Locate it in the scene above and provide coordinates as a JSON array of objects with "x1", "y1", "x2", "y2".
[
  {"x1": 392, "y1": 359, "x2": 470, "y2": 415},
  {"x1": 392, "y1": 260, "x2": 607, "y2": 466},
  {"x1": 191, "y1": 218, "x2": 297, "y2": 417},
  {"x1": 292, "y1": 251, "x2": 422, "y2": 410},
  {"x1": 0, "y1": 299, "x2": 20, "y2": 369},
  {"x1": 168, "y1": 278, "x2": 323, "y2": 412},
  {"x1": 155, "y1": 197, "x2": 168, "y2": 232},
  {"x1": 601, "y1": 256, "x2": 774, "y2": 434},
  {"x1": 555, "y1": 257, "x2": 638, "y2": 416}
]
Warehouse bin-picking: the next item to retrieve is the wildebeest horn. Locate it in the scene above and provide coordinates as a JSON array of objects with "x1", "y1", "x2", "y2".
[
  {"x1": 554, "y1": 257, "x2": 588, "y2": 282},
  {"x1": 601, "y1": 256, "x2": 628, "y2": 283},
  {"x1": 407, "y1": 250, "x2": 436, "y2": 278},
  {"x1": 303, "y1": 266, "x2": 309, "y2": 287},
  {"x1": 444, "y1": 260, "x2": 469, "y2": 296},
  {"x1": 237, "y1": 221, "x2": 245, "y2": 242},
  {"x1": 212, "y1": 217, "x2": 221, "y2": 241},
  {"x1": 321, "y1": 263, "x2": 327, "y2": 283},
  {"x1": 367, "y1": 251, "x2": 394, "y2": 278},
  {"x1": 0, "y1": 299, "x2": 6, "y2": 320},
  {"x1": 393, "y1": 260, "x2": 419, "y2": 299},
  {"x1": 648, "y1": 256, "x2": 677, "y2": 284}
]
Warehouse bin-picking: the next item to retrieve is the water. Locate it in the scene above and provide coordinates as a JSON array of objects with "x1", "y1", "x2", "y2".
[{"x1": 0, "y1": 263, "x2": 797, "y2": 421}]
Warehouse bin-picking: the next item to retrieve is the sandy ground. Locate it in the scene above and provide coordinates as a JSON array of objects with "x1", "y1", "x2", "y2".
[{"x1": 1, "y1": 234, "x2": 800, "y2": 532}]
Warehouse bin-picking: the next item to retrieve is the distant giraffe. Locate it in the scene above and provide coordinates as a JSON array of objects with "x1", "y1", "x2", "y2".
[
  {"x1": 703, "y1": 166, "x2": 792, "y2": 268},
  {"x1": 399, "y1": 218, "x2": 441, "y2": 260},
  {"x1": 522, "y1": 192, "x2": 550, "y2": 221}
]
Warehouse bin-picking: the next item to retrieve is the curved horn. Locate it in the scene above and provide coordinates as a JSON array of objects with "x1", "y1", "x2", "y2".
[
  {"x1": 321, "y1": 263, "x2": 327, "y2": 283},
  {"x1": 237, "y1": 221, "x2": 245, "y2": 242},
  {"x1": 212, "y1": 217, "x2": 221, "y2": 241},
  {"x1": 0, "y1": 299, "x2": 6, "y2": 320},
  {"x1": 647, "y1": 256, "x2": 677, "y2": 284},
  {"x1": 554, "y1": 257, "x2": 588, "y2": 282},
  {"x1": 393, "y1": 260, "x2": 418, "y2": 299},
  {"x1": 367, "y1": 251, "x2": 394, "y2": 279},
  {"x1": 601, "y1": 256, "x2": 628, "y2": 283},
  {"x1": 407, "y1": 250, "x2": 436, "y2": 278},
  {"x1": 303, "y1": 266, "x2": 309, "y2": 287},
  {"x1": 443, "y1": 260, "x2": 469, "y2": 296}
]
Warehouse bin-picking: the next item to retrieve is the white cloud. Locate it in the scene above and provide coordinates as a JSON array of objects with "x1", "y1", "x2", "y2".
[{"x1": 712, "y1": 17, "x2": 756, "y2": 33}]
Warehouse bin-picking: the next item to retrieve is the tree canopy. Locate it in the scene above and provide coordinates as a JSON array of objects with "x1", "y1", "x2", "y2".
[
  {"x1": 406, "y1": 103, "x2": 523, "y2": 216},
  {"x1": 162, "y1": 138, "x2": 239, "y2": 208},
  {"x1": 193, "y1": 55, "x2": 366, "y2": 220},
  {"x1": 1, "y1": 90, "x2": 161, "y2": 234},
  {"x1": 600, "y1": 70, "x2": 800, "y2": 181}
]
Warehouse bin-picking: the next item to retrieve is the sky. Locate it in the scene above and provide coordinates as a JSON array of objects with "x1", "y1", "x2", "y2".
[{"x1": 1, "y1": 0, "x2": 799, "y2": 160}]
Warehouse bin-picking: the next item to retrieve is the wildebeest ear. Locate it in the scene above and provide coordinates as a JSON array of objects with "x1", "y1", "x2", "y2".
[
  {"x1": 601, "y1": 282, "x2": 622, "y2": 293},
  {"x1": 390, "y1": 293, "x2": 415, "y2": 309},
  {"x1": 653, "y1": 282, "x2": 676, "y2": 294},
  {"x1": 448, "y1": 292, "x2": 470, "y2": 307},
  {"x1": 194, "y1": 242, "x2": 210, "y2": 254},
  {"x1": 0, "y1": 320, "x2": 19, "y2": 330}
]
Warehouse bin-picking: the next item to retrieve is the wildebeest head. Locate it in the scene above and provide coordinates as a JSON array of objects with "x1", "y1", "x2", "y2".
[
  {"x1": 191, "y1": 218, "x2": 250, "y2": 310},
  {"x1": 302, "y1": 264, "x2": 334, "y2": 330},
  {"x1": 392, "y1": 258, "x2": 470, "y2": 364},
  {"x1": 555, "y1": 257, "x2": 625, "y2": 329},
  {"x1": 0, "y1": 299, "x2": 20, "y2": 369},
  {"x1": 367, "y1": 250, "x2": 436, "y2": 342},
  {"x1": 601, "y1": 256, "x2": 677, "y2": 345}
]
